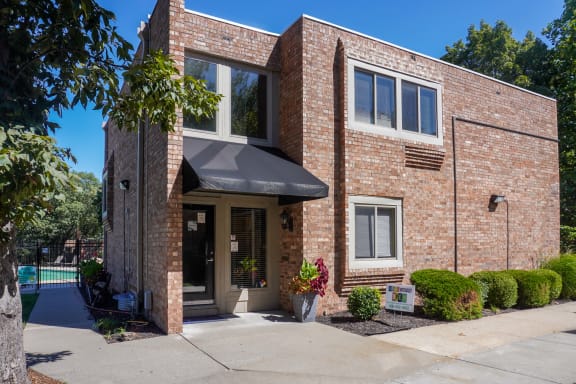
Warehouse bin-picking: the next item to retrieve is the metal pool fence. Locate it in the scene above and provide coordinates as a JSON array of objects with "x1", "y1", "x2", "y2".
[{"x1": 16, "y1": 240, "x2": 103, "y2": 290}]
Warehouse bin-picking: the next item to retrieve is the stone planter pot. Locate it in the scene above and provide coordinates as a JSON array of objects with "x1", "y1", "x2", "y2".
[{"x1": 291, "y1": 292, "x2": 319, "y2": 322}]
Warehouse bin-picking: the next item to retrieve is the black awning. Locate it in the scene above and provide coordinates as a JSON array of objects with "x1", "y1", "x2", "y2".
[{"x1": 182, "y1": 137, "x2": 328, "y2": 203}]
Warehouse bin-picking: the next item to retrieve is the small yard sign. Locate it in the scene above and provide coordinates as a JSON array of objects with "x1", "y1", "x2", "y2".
[
  {"x1": 385, "y1": 284, "x2": 415, "y2": 313},
  {"x1": 18, "y1": 265, "x2": 37, "y2": 285}
]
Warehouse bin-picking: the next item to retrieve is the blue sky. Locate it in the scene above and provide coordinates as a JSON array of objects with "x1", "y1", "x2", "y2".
[{"x1": 53, "y1": 0, "x2": 565, "y2": 177}]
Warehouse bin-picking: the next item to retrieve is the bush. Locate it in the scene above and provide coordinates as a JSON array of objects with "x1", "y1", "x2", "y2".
[
  {"x1": 504, "y1": 270, "x2": 550, "y2": 308},
  {"x1": 79, "y1": 259, "x2": 103, "y2": 285},
  {"x1": 560, "y1": 226, "x2": 576, "y2": 253},
  {"x1": 542, "y1": 254, "x2": 576, "y2": 299},
  {"x1": 469, "y1": 271, "x2": 518, "y2": 309},
  {"x1": 533, "y1": 269, "x2": 562, "y2": 302},
  {"x1": 347, "y1": 287, "x2": 382, "y2": 321},
  {"x1": 410, "y1": 269, "x2": 482, "y2": 321}
]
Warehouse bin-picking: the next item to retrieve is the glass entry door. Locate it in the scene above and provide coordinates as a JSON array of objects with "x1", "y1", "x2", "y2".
[{"x1": 182, "y1": 204, "x2": 215, "y2": 304}]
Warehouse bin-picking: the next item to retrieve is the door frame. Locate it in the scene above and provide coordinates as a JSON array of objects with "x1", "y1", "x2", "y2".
[{"x1": 182, "y1": 193, "x2": 281, "y2": 314}]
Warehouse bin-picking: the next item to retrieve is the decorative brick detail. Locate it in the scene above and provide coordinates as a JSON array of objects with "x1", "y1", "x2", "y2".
[
  {"x1": 339, "y1": 273, "x2": 405, "y2": 296},
  {"x1": 404, "y1": 145, "x2": 445, "y2": 171}
]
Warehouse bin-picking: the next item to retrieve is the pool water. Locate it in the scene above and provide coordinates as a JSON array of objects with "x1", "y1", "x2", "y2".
[{"x1": 39, "y1": 268, "x2": 78, "y2": 282}]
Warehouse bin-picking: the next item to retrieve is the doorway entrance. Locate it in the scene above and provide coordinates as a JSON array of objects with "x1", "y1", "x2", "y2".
[{"x1": 182, "y1": 204, "x2": 215, "y2": 305}]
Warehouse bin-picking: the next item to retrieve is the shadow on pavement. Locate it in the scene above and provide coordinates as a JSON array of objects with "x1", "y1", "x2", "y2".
[{"x1": 26, "y1": 351, "x2": 73, "y2": 367}]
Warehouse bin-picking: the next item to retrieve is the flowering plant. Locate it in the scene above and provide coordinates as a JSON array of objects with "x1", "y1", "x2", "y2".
[{"x1": 289, "y1": 258, "x2": 329, "y2": 297}]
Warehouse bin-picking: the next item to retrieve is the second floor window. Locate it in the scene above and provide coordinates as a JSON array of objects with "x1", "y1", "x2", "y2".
[
  {"x1": 184, "y1": 56, "x2": 275, "y2": 145},
  {"x1": 349, "y1": 59, "x2": 443, "y2": 146}
]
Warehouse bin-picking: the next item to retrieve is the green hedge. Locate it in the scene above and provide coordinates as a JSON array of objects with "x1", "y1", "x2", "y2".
[
  {"x1": 504, "y1": 270, "x2": 550, "y2": 308},
  {"x1": 469, "y1": 271, "x2": 518, "y2": 309},
  {"x1": 533, "y1": 269, "x2": 562, "y2": 302},
  {"x1": 347, "y1": 287, "x2": 382, "y2": 321},
  {"x1": 560, "y1": 226, "x2": 576, "y2": 253},
  {"x1": 410, "y1": 269, "x2": 482, "y2": 321},
  {"x1": 542, "y1": 254, "x2": 576, "y2": 299}
]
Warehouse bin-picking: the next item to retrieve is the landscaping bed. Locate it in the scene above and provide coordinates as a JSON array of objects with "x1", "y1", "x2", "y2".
[
  {"x1": 79, "y1": 287, "x2": 164, "y2": 343},
  {"x1": 317, "y1": 307, "x2": 442, "y2": 336}
]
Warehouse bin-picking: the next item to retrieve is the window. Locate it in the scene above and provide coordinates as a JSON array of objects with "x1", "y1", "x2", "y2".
[
  {"x1": 184, "y1": 56, "x2": 277, "y2": 145},
  {"x1": 349, "y1": 59, "x2": 443, "y2": 146},
  {"x1": 401, "y1": 81, "x2": 437, "y2": 135},
  {"x1": 349, "y1": 196, "x2": 403, "y2": 269},
  {"x1": 230, "y1": 207, "x2": 267, "y2": 289}
]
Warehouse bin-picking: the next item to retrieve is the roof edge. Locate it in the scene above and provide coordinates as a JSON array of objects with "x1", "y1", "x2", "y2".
[
  {"x1": 301, "y1": 14, "x2": 556, "y2": 102},
  {"x1": 184, "y1": 8, "x2": 280, "y2": 37}
]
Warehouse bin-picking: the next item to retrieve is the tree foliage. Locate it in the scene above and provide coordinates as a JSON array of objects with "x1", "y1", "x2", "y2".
[
  {"x1": 545, "y1": 0, "x2": 576, "y2": 227},
  {"x1": 441, "y1": 20, "x2": 552, "y2": 95},
  {"x1": 16, "y1": 171, "x2": 103, "y2": 245}
]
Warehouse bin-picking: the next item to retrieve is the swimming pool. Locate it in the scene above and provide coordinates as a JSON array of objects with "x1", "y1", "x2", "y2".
[
  {"x1": 40, "y1": 267, "x2": 78, "y2": 282},
  {"x1": 18, "y1": 266, "x2": 78, "y2": 284}
]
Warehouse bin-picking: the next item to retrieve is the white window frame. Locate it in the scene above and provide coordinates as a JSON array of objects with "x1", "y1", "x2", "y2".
[
  {"x1": 348, "y1": 58, "x2": 443, "y2": 146},
  {"x1": 183, "y1": 55, "x2": 278, "y2": 147},
  {"x1": 348, "y1": 196, "x2": 403, "y2": 269}
]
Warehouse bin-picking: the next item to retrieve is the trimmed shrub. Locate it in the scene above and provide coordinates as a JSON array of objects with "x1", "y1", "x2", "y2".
[
  {"x1": 542, "y1": 254, "x2": 576, "y2": 299},
  {"x1": 410, "y1": 269, "x2": 482, "y2": 321},
  {"x1": 347, "y1": 287, "x2": 382, "y2": 321},
  {"x1": 533, "y1": 269, "x2": 562, "y2": 302},
  {"x1": 504, "y1": 270, "x2": 550, "y2": 308},
  {"x1": 560, "y1": 226, "x2": 576, "y2": 253},
  {"x1": 469, "y1": 271, "x2": 518, "y2": 309}
]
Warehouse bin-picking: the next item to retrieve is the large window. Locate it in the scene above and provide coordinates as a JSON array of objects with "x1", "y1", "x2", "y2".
[
  {"x1": 349, "y1": 196, "x2": 403, "y2": 269},
  {"x1": 230, "y1": 207, "x2": 267, "y2": 289},
  {"x1": 184, "y1": 56, "x2": 276, "y2": 145},
  {"x1": 349, "y1": 59, "x2": 443, "y2": 146}
]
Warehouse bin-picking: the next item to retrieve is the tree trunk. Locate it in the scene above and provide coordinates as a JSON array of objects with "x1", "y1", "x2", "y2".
[{"x1": 0, "y1": 230, "x2": 30, "y2": 384}]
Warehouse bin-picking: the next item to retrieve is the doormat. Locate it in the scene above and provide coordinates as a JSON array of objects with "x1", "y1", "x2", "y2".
[{"x1": 183, "y1": 315, "x2": 225, "y2": 324}]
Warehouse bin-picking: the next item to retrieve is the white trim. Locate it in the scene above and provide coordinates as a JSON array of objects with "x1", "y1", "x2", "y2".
[
  {"x1": 183, "y1": 55, "x2": 278, "y2": 147},
  {"x1": 348, "y1": 196, "x2": 403, "y2": 269},
  {"x1": 348, "y1": 59, "x2": 443, "y2": 146},
  {"x1": 184, "y1": 9, "x2": 280, "y2": 37},
  {"x1": 303, "y1": 14, "x2": 555, "y2": 102}
]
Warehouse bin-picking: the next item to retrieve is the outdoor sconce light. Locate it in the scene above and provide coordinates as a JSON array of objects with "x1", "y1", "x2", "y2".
[
  {"x1": 280, "y1": 209, "x2": 293, "y2": 232},
  {"x1": 488, "y1": 194, "x2": 505, "y2": 212},
  {"x1": 490, "y1": 195, "x2": 506, "y2": 204},
  {"x1": 119, "y1": 179, "x2": 130, "y2": 191}
]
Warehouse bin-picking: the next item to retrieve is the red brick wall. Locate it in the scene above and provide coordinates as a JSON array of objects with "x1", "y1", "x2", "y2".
[
  {"x1": 106, "y1": 5, "x2": 559, "y2": 328},
  {"x1": 293, "y1": 16, "x2": 559, "y2": 316}
]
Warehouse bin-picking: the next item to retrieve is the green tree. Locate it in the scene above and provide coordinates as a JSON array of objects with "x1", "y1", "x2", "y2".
[
  {"x1": 441, "y1": 20, "x2": 552, "y2": 95},
  {"x1": 545, "y1": 0, "x2": 576, "y2": 227},
  {"x1": 17, "y1": 171, "x2": 103, "y2": 246},
  {"x1": 0, "y1": 1, "x2": 220, "y2": 382}
]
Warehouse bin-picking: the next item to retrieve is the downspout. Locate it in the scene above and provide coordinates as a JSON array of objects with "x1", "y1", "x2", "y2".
[
  {"x1": 451, "y1": 116, "x2": 458, "y2": 273},
  {"x1": 136, "y1": 21, "x2": 149, "y2": 311}
]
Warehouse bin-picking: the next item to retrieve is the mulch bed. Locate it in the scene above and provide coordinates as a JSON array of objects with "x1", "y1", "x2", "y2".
[
  {"x1": 317, "y1": 307, "x2": 444, "y2": 336},
  {"x1": 29, "y1": 368, "x2": 64, "y2": 384},
  {"x1": 79, "y1": 286, "x2": 164, "y2": 344}
]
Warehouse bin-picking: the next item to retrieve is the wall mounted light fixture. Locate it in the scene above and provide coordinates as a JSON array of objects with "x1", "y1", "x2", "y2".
[
  {"x1": 119, "y1": 179, "x2": 130, "y2": 190},
  {"x1": 280, "y1": 209, "x2": 293, "y2": 232}
]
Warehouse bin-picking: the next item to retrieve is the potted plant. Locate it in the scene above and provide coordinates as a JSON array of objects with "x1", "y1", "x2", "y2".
[
  {"x1": 79, "y1": 258, "x2": 103, "y2": 287},
  {"x1": 240, "y1": 257, "x2": 258, "y2": 287},
  {"x1": 289, "y1": 258, "x2": 329, "y2": 322}
]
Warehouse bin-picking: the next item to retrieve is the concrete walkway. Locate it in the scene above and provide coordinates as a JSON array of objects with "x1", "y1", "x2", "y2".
[{"x1": 24, "y1": 288, "x2": 576, "y2": 383}]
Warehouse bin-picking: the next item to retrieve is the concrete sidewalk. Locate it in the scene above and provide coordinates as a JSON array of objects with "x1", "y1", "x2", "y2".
[{"x1": 24, "y1": 288, "x2": 576, "y2": 383}]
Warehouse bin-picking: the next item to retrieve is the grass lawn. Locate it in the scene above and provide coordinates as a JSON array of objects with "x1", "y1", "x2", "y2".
[{"x1": 21, "y1": 293, "x2": 39, "y2": 326}]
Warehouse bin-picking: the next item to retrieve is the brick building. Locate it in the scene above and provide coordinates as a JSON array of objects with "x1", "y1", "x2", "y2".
[{"x1": 103, "y1": 0, "x2": 560, "y2": 333}]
